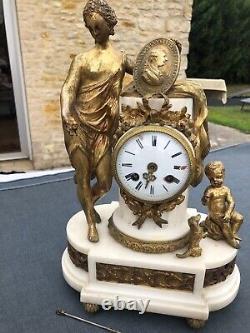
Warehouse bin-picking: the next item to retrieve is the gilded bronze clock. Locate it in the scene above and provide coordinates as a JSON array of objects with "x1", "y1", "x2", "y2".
[{"x1": 113, "y1": 125, "x2": 196, "y2": 205}]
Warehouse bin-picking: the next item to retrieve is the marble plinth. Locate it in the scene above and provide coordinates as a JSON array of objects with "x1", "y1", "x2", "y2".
[
  {"x1": 62, "y1": 202, "x2": 240, "y2": 324},
  {"x1": 120, "y1": 96, "x2": 194, "y2": 118},
  {"x1": 112, "y1": 191, "x2": 190, "y2": 243}
]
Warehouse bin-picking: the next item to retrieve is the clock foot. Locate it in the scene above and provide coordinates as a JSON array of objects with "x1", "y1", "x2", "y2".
[
  {"x1": 84, "y1": 303, "x2": 100, "y2": 313},
  {"x1": 186, "y1": 318, "x2": 207, "y2": 329}
]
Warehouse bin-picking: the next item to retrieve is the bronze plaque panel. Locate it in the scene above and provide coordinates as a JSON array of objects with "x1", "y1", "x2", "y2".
[
  {"x1": 68, "y1": 242, "x2": 88, "y2": 272},
  {"x1": 96, "y1": 263, "x2": 195, "y2": 292},
  {"x1": 67, "y1": 243, "x2": 236, "y2": 289},
  {"x1": 204, "y1": 257, "x2": 236, "y2": 287}
]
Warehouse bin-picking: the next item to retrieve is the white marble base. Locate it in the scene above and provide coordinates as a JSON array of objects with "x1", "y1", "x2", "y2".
[{"x1": 62, "y1": 202, "x2": 240, "y2": 321}]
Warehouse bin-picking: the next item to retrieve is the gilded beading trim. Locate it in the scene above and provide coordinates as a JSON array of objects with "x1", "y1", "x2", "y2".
[{"x1": 108, "y1": 215, "x2": 190, "y2": 253}]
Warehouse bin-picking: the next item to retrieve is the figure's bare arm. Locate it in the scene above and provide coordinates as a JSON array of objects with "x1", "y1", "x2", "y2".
[
  {"x1": 60, "y1": 55, "x2": 82, "y2": 124},
  {"x1": 201, "y1": 187, "x2": 211, "y2": 206},
  {"x1": 224, "y1": 187, "x2": 235, "y2": 220},
  {"x1": 125, "y1": 55, "x2": 134, "y2": 75}
]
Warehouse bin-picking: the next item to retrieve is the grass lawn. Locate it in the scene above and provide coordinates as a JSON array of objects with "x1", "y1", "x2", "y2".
[{"x1": 208, "y1": 106, "x2": 250, "y2": 134}]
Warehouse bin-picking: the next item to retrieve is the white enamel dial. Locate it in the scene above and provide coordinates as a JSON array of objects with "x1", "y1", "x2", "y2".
[{"x1": 114, "y1": 126, "x2": 195, "y2": 203}]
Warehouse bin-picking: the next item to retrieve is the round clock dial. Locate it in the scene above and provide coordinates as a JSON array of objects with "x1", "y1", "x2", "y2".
[{"x1": 113, "y1": 126, "x2": 195, "y2": 203}]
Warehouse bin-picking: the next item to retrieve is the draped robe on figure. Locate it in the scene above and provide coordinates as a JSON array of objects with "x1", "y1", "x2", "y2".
[{"x1": 65, "y1": 54, "x2": 126, "y2": 176}]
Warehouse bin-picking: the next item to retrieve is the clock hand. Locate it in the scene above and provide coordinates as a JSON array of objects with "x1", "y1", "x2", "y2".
[
  {"x1": 143, "y1": 172, "x2": 157, "y2": 189},
  {"x1": 143, "y1": 163, "x2": 159, "y2": 188},
  {"x1": 143, "y1": 173, "x2": 150, "y2": 189}
]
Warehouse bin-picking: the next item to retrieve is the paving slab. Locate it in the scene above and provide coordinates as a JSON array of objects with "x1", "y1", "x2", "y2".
[{"x1": 208, "y1": 123, "x2": 250, "y2": 149}]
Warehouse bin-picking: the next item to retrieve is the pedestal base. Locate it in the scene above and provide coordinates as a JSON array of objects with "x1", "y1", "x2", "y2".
[
  {"x1": 108, "y1": 193, "x2": 194, "y2": 253},
  {"x1": 62, "y1": 202, "x2": 240, "y2": 326}
]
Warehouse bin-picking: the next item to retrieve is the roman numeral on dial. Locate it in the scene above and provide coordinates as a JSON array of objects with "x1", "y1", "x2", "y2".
[
  {"x1": 125, "y1": 150, "x2": 135, "y2": 156},
  {"x1": 122, "y1": 163, "x2": 133, "y2": 167},
  {"x1": 150, "y1": 185, "x2": 154, "y2": 195},
  {"x1": 152, "y1": 135, "x2": 157, "y2": 147},
  {"x1": 135, "y1": 181, "x2": 143, "y2": 191},
  {"x1": 174, "y1": 165, "x2": 188, "y2": 170},
  {"x1": 163, "y1": 185, "x2": 168, "y2": 192},
  {"x1": 136, "y1": 139, "x2": 144, "y2": 149},
  {"x1": 172, "y1": 152, "x2": 182, "y2": 158},
  {"x1": 164, "y1": 140, "x2": 170, "y2": 150}
]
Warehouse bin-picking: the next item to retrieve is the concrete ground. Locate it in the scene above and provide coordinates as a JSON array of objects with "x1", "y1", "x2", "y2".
[
  {"x1": 208, "y1": 122, "x2": 250, "y2": 149},
  {"x1": 1, "y1": 144, "x2": 250, "y2": 333}
]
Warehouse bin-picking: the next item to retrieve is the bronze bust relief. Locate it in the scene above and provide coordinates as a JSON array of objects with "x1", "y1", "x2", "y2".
[
  {"x1": 142, "y1": 48, "x2": 169, "y2": 86},
  {"x1": 134, "y1": 38, "x2": 181, "y2": 97}
]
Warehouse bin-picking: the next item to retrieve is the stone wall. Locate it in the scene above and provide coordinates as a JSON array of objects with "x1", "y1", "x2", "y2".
[{"x1": 15, "y1": 0, "x2": 193, "y2": 169}]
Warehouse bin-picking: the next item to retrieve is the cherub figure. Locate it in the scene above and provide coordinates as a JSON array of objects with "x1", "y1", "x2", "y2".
[
  {"x1": 176, "y1": 214, "x2": 207, "y2": 258},
  {"x1": 202, "y1": 161, "x2": 243, "y2": 249}
]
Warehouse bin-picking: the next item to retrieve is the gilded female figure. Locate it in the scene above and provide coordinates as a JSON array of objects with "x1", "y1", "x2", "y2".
[{"x1": 61, "y1": 0, "x2": 133, "y2": 242}]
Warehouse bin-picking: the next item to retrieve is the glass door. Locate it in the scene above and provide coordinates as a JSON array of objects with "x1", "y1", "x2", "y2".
[
  {"x1": 0, "y1": 0, "x2": 31, "y2": 160},
  {"x1": 0, "y1": 0, "x2": 20, "y2": 153}
]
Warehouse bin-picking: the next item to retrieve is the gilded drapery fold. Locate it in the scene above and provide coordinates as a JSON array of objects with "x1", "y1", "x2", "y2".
[
  {"x1": 169, "y1": 80, "x2": 210, "y2": 186},
  {"x1": 65, "y1": 64, "x2": 125, "y2": 172}
]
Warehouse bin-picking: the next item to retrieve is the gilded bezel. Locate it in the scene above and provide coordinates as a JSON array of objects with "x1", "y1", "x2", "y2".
[{"x1": 112, "y1": 125, "x2": 196, "y2": 204}]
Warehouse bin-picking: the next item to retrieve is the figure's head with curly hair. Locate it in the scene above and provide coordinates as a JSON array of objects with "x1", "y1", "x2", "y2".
[
  {"x1": 205, "y1": 161, "x2": 225, "y2": 187},
  {"x1": 83, "y1": 0, "x2": 117, "y2": 42}
]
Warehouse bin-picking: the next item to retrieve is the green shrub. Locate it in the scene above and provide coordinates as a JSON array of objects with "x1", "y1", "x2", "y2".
[{"x1": 187, "y1": 0, "x2": 250, "y2": 83}]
